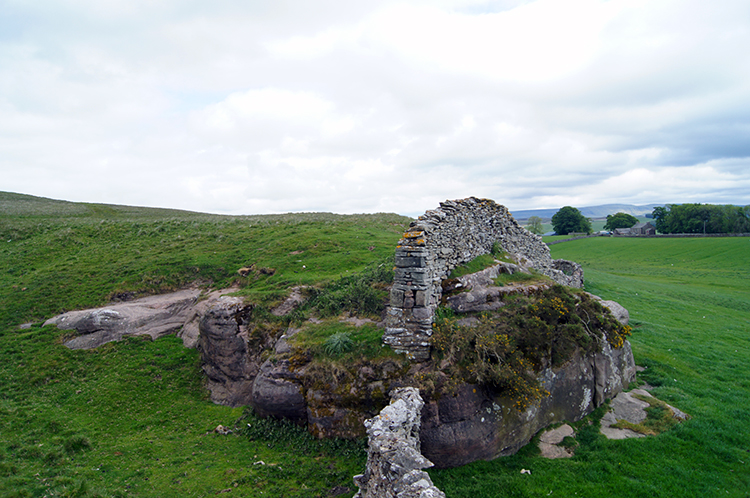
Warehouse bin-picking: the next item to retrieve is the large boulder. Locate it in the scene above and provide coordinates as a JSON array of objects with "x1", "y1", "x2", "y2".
[{"x1": 420, "y1": 342, "x2": 635, "y2": 468}]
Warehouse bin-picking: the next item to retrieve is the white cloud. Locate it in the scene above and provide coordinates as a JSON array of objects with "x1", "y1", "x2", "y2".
[{"x1": 1, "y1": 0, "x2": 750, "y2": 217}]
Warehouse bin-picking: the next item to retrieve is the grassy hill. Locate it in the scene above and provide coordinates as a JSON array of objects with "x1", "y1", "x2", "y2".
[
  {"x1": 1, "y1": 192, "x2": 749, "y2": 497},
  {"x1": 0, "y1": 192, "x2": 410, "y2": 497}
]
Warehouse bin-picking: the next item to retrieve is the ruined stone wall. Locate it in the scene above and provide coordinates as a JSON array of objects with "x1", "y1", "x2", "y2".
[
  {"x1": 384, "y1": 197, "x2": 583, "y2": 360},
  {"x1": 353, "y1": 388, "x2": 445, "y2": 498}
]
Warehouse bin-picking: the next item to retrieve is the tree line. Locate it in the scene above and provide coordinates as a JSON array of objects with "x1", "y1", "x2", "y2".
[
  {"x1": 652, "y1": 203, "x2": 750, "y2": 234},
  {"x1": 528, "y1": 203, "x2": 750, "y2": 236}
]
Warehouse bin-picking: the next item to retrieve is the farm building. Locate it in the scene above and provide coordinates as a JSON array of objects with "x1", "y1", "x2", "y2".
[{"x1": 614, "y1": 222, "x2": 656, "y2": 236}]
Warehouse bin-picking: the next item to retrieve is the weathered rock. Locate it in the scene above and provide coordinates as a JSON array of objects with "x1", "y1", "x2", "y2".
[
  {"x1": 443, "y1": 262, "x2": 555, "y2": 313},
  {"x1": 44, "y1": 287, "x2": 272, "y2": 407},
  {"x1": 44, "y1": 288, "x2": 244, "y2": 349},
  {"x1": 353, "y1": 388, "x2": 445, "y2": 498},
  {"x1": 271, "y1": 286, "x2": 307, "y2": 316},
  {"x1": 600, "y1": 300, "x2": 630, "y2": 325},
  {"x1": 178, "y1": 289, "x2": 245, "y2": 348},
  {"x1": 538, "y1": 424, "x2": 575, "y2": 459},
  {"x1": 600, "y1": 388, "x2": 689, "y2": 439},
  {"x1": 45, "y1": 289, "x2": 202, "y2": 349},
  {"x1": 420, "y1": 343, "x2": 635, "y2": 468},
  {"x1": 446, "y1": 281, "x2": 551, "y2": 313},
  {"x1": 197, "y1": 298, "x2": 257, "y2": 407},
  {"x1": 251, "y1": 360, "x2": 307, "y2": 422}
]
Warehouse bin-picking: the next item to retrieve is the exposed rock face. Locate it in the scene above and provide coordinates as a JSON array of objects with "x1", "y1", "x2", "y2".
[
  {"x1": 599, "y1": 300, "x2": 629, "y2": 325},
  {"x1": 44, "y1": 288, "x2": 246, "y2": 350},
  {"x1": 385, "y1": 197, "x2": 584, "y2": 361},
  {"x1": 353, "y1": 388, "x2": 445, "y2": 498},
  {"x1": 538, "y1": 424, "x2": 575, "y2": 459},
  {"x1": 251, "y1": 359, "x2": 308, "y2": 422},
  {"x1": 197, "y1": 297, "x2": 258, "y2": 407},
  {"x1": 443, "y1": 263, "x2": 553, "y2": 313},
  {"x1": 45, "y1": 289, "x2": 203, "y2": 349},
  {"x1": 44, "y1": 287, "x2": 264, "y2": 408},
  {"x1": 420, "y1": 342, "x2": 635, "y2": 468}
]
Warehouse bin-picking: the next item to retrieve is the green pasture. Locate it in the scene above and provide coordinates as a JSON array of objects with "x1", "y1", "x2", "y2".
[
  {"x1": 1, "y1": 193, "x2": 748, "y2": 497},
  {"x1": 0, "y1": 193, "x2": 408, "y2": 497},
  {"x1": 431, "y1": 236, "x2": 750, "y2": 497}
]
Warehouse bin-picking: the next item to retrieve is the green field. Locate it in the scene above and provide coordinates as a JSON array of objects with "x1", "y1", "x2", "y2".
[
  {"x1": 0, "y1": 193, "x2": 408, "y2": 497},
  {"x1": 2, "y1": 193, "x2": 749, "y2": 497},
  {"x1": 432, "y1": 236, "x2": 750, "y2": 497}
]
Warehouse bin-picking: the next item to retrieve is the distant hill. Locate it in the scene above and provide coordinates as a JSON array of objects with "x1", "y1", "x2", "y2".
[
  {"x1": 511, "y1": 204, "x2": 660, "y2": 221},
  {"x1": 0, "y1": 191, "x2": 206, "y2": 219}
]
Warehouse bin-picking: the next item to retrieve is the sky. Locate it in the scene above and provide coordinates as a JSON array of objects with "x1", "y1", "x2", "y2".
[{"x1": 1, "y1": 0, "x2": 749, "y2": 217}]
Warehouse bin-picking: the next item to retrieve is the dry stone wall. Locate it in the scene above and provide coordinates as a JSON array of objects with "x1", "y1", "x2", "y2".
[
  {"x1": 353, "y1": 388, "x2": 445, "y2": 498},
  {"x1": 384, "y1": 197, "x2": 583, "y2": 360}
]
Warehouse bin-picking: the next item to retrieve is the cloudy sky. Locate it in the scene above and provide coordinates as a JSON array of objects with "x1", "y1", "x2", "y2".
[{"x1": 2, "y1": 0, "x2": 749, "y2": 217}]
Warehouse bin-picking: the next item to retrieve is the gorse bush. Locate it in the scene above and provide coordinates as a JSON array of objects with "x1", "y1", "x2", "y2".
[{"x1": 431, "y1": 285, "x2": 631, "y2": 409}]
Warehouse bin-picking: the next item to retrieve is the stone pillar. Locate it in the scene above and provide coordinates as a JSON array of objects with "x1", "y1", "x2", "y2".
[{"x1": 383, "y1": 233, "x2": 434, "y2": 361}]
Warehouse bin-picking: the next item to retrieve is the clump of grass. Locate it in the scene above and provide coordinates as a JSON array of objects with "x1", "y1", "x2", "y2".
[
  {"x1": 287, "y1": 321, "x2": 399, "y2": 364},
  {"x1": 63, "y1": 435, "x2": 91, "y2": 455},
  {"x1": 559, "y1": 436, "x2": 578, "y2": 450},
  {"x1": 449, "y1": 254, "x2": 498, "y2": 278},
  {"x1": 305, "y1": 256, "x2": 394, "y2": 318},
  {"x1": 493, "y1": 269, "x2": 549, "y2": 287},
  {"x1": 448, "y1": 244, "x2": 517, "y2": 279}
]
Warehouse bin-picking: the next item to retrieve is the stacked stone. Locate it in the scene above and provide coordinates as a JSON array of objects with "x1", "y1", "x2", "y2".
[
  {"x1": 384, "y1": 197, "x2": 583, "y2": 361},
  {"x1": 353, "y1": 387, "x2": 445, "y2": 498}
]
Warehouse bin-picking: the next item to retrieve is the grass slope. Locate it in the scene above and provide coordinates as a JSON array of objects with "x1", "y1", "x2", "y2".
[
  {"x1": 431, "y1": 236, "x2": 750, "y2": 497},
  {"x1": 0, "y1": 192, "x2": 410, "y2": 497}
]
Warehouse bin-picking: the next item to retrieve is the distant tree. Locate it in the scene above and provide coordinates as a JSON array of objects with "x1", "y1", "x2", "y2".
[
  {"x1": 652, "y1": 205, "x2": 670, "y2": 233},
  {"x1": 604, "y1": 212, "x2": 638, "y2": 231},
  {"x1": 526, "y1": 216, "x2": 544, "y2": 235},
  {"x1": 551, "y1": 206, "x2": 592, "y2": 235},
  {"x1": 652, "y1": 203, "x2": 750, "y2": 234}
]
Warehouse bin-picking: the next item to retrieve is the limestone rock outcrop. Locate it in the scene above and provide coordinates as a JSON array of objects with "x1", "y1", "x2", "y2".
[
  {"x1": 45, "y1": 287, "x2": 264, "y2": 407},
  {"x1": 43, "y1": 196, "x2": 638, "y2": 473},
  {"x1": 353, "y1": 388, "x2": 445, "y2": 498},
  {"x1": 443, "y1": 263, "x2": 552, "y2": 314},
  {"x1": 598, "y1": 299, "x2": 630, "y2": 325},
  {"x1": 600, "y1": 388, "x2": 689, "y2": 440}
]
